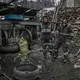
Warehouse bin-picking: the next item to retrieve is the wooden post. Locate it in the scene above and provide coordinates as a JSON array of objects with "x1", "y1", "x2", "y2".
[{"x1": 0, "y1": 21, "x2": 2, "y2": 45}]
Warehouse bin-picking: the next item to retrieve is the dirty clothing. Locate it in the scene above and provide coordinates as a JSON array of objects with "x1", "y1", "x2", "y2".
[
  {"x1": 38, "y1": 22, "x2": 53, "y2": 42},
  {"x1": 40, "y1": 23, "x2": 53, "y2": 41},
  {"x1": 53, "y1": 24, "x2": 72, "y2": 59},
  {"x1": 58, "y1": 24, "x2": 72, "y2": 41},
  {"x1": 38, "y1": 22, "x2": 53, "y2": 58}
]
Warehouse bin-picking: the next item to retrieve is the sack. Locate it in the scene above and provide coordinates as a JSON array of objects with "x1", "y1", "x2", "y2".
[{"x1": 19, "y1": 37, "x2": 29, "y2": 59}]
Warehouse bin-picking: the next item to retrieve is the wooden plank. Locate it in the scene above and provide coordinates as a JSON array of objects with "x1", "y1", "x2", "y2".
[{"x1": 0, "y1": 20, "x2": 42, "y2": 26}]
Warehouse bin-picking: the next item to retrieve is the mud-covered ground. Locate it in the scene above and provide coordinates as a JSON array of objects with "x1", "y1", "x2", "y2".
[{"x1": 0, "y1": 40, "x2": 80, "y2": 80}]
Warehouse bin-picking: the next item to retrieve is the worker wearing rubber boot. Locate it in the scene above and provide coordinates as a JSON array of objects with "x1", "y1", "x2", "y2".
[
  {"x1": 53, "y1": 19, "x2": 73, "y2": 62},
  {"x1": 39, "y1": 16, "x2": 53, "y2": 60}
]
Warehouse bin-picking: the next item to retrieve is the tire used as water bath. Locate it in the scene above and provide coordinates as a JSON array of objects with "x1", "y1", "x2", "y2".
[
  {"x1": 0, "y1": 43, "x2": 19, "y2": 53},
  {"x1": 13, "y1": 63, "x2": 40, "y2": 80},
  {"x1": 0, "y1": 30, "x2": 19, "y2": 53}
]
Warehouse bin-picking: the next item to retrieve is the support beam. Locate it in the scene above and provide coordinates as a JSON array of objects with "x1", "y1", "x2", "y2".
[{"x1": 0, "y1": 20, "x2": 42, "y2": 26}]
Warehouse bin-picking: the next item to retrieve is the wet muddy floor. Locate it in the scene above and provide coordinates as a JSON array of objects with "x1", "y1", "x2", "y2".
[{"x1": 0, "y1": 40, "x2": 80, "y2": 80}]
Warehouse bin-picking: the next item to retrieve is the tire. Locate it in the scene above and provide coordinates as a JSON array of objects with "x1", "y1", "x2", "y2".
[
  {"x1": 0, "y1": 43, "x2": 19, "y2": 53},
  {"x1": 13, "y1": 63, "x2": 40, "y2": 80},
  {"x1": 20, "y1": 29, "x2": 32, "y2": 44},
  {"x1": 1, "y1": 30, "x2": 8, "y2": 45}
]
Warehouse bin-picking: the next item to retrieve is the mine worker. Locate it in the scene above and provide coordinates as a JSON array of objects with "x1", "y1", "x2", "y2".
[
  {"x1": 53, "y1": 19, "x2": 73, "y2": 62},
  {"x1": 71, "y1": 27, "x2": 80, "y2": 68},
  {"x1": 38, "y1": 15, "x2": 53, "y2": 60}
]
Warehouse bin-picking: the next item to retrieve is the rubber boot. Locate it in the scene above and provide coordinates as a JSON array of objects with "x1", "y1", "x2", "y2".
[
  {"x1": 51, "y1": 50, "x2": 58, "y2": 62},
  {"x1": 43, "y1": 51, "x2": 47, "y2": 61}
]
